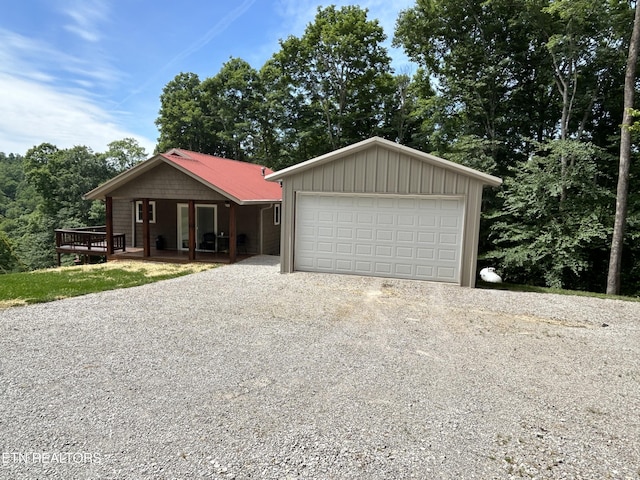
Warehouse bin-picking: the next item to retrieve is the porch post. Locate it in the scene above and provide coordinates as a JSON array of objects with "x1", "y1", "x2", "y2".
[
  {"x1": 229, "y1": 201, "x2": 237, "y2": 263},
  {"x1": 105, "y1": 196, "x2": 114, "y2": 255},
  {"x1": 188, "y1": 200, "x2": 196, "y2": 261},
  {"x1": 142, "y1": 198, "x2": 150, "y2": 257}
]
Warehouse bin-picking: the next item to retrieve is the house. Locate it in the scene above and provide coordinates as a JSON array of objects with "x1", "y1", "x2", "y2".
[
  {"x1": 266, "y1": 137, "x2": 502, "y2": 287},
  {"x1": 81, "y1": 149, "x2": 282, "y2": 263}
]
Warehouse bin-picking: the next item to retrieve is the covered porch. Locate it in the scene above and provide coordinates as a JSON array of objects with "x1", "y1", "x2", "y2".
[{"x1": 104, "y1": 197, "x2": 269, "y2": 264}]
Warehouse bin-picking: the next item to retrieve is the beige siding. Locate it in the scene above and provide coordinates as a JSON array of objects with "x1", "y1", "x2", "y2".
[
  {"x1": 109, "y1": 163, "x2": 227, "y2": 201},
  {"x1": 279, "y1": 144, "x2": 489, "y2": 287}
]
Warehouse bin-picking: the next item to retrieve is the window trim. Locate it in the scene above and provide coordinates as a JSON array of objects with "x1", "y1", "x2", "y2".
[
  {"x1": 135, "y1": 200, "x2": 156, "y2": 223},
  {"x1": 274, "y1": 203, "x2": 281, "y2": 225}
]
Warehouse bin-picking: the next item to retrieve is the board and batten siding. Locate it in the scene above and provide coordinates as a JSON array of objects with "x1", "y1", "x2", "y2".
[{"x1": 279, "y1": 145, "x2": 486, "y2": 287}]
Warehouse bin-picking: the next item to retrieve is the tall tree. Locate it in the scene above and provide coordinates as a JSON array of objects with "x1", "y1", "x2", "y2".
[
  {"x1": 155, "y1": 72, "x2": 211, "y2": 153},
  {"x1": 607, "y1": 0, "x2": 640, "y2": 295},
  {"x1": 201, "y1": 58, "x2": 261, "y2": 161},
  {"x1": 275, "y1": 5, "x2": 394, "y2": 153}
]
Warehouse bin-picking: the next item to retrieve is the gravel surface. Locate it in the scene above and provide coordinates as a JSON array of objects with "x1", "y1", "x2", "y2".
[{"x1": 0, "y1": 255, "x2": 639, "y2": 479}]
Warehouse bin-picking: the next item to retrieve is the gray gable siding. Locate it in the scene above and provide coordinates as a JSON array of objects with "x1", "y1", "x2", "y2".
[{"x1": 108, "y1": 162, "x2": 227, "y2": 201}]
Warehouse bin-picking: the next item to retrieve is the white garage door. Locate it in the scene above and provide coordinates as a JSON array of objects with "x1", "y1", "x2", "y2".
[{"x1": 294, "y1": 193, "x2": 465, "y2": 282}]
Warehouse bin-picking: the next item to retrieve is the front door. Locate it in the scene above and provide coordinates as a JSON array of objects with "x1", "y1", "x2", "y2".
[{"x1": 177, "y1": 204, "x2": 218, "y2": 251}]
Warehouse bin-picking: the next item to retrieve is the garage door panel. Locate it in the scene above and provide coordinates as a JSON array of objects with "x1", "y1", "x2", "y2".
[
  {"x1": 397, "y1": 231, "x2": 415, "y2": 242},
  {"x1": 419, "y1": 216, "x2": 437, "y2": 227},
  {"x1": 337, "y1": 212, "x2": 353, "y2": 223},
  {"x1": 438, "y1": 248, "x2": 457, "y2": 261},
  {"x1": 336, "y1": 228, "x2": 354, "y2": 239},
  {"x1": 377, "y1": 214, "x2": 394, "y2": 225},
  {"x1": 317, "y1": 242, "x2": 334, "y2": 253},
  {"x1": 357, "y1": 212, "x2": 374, "y2": 224},
  {"x1": 318, "y1": 211, "x2": 335, "y2": 222},
  {"x1": 295, "y1": 194, "x2": 464, "y2": 283},
  {"x1": 439, "y1": 233, "x2": 459, "y2": 244},
  {"x1": 418, "y1": 232, "x2": 436, "y2": 244},
  {"x1": 355, "y1": 261, "x2": 373, "y2": 273},
  {"x1": 374, "y1": 263, "x2": 393, "y2": 274},
  {"x1": 437, "y1": 266, "x2": 456, "y2": 280},
  {"x1": 376, "y1": 230, "x2": 394, "y2": 241},
  {"x1": 317, "y1": 226, "x2": 334, "y2": 237},
  {"x1": 357, "y1": 229, "x2": 373, "y2": 240},
  {"x1": 417, "y1": 248, "x2": 435, "y2": 260},
  {"x1": 336, "y1": 243, "x2": 353, "y2": 254},
  {"x1": 396, "y1": 247, "x2": 415, "y2": 259},
  {"x1": 336, "y1": 259, "x2": 354, "y2": 271},
  {"x1": 395, "y1": 264, "x2": 413, "y2": 275},
  {"x1": 440, "y1": 216, "x2": 460, "y2": 228},
  {"x1": 316, "y1": 258, "x2": 334, "y2": 269},
  {"x1": 375, "y1": 245, "x2": 393, "y2": 257}
]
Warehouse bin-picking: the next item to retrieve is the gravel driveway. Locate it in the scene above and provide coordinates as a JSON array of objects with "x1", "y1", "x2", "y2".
[{"x1": 1, "y1": 256, "x2": 639, "y2": 479}]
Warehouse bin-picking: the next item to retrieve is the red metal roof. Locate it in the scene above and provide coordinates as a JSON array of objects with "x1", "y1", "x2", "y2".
[{"x1": 161, "y1": 149, "x2": 282, "y2": 203}]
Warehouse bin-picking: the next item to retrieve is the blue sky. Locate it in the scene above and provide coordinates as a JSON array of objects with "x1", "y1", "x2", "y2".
[{"x1": 0, "y1": 0, "x2": 416, "y2": 157}]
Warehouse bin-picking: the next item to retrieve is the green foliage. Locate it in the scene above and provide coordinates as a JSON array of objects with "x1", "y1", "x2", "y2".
[
  {"x1": 0, "y1": 140, "x2": 139, "y2": 272},
  {"x1": 486, "y1": 140, "x2": 614, "y2": 289},
  {"x1": 201, "y1": 58, "x2": 262, "y2": 161},
  {"x1": 155, "y1": 72, "x2": 211, "y2": 153},
  {"x1": 24, "y1": 144, "x2": 115, "y2": 225},
  {"x1": 102, "y1": 138, "x2": 147, "y2": 173},
  {"x1": 0, "y1": 231, "x2": 22, "y2": 273},
  {"x1": 275, "y1": 5, "x2": 394, "y2": 152}
]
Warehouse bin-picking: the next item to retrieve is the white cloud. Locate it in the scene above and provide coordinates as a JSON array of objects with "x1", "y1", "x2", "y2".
[
  {"x1": 0, "y1": 73, "x2": 155, "y2": 156},
  {"x1": 0, "y1": 23, "x2": 152, "y2": 156},
  {"x1": 63, "y1": 0, "x2": 110, "y2": 43}
]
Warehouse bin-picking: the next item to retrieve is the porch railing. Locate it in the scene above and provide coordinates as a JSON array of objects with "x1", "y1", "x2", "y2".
[{"x1": 55, "y1": 226, "x2": 126, "y2": 254}]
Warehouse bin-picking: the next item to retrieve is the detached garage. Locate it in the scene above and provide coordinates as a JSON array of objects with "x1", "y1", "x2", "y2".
[{"x1": 266, "y1": 137, "x2": 502, "y2": 287}]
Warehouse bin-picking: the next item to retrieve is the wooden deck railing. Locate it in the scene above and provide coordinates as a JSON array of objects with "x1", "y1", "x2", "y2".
[{"x1": 55, "y1": 226, "x2": 125, "y2": 263}]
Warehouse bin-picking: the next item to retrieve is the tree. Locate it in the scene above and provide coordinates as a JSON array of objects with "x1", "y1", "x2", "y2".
[
  {"x1": 155, "y1": 72, "x2": 212, "y2": 153},
  {"x1": 103, "y1": 138, "x2": 147, "y2": 173},
  {"x1": 201, "y1": 58, "x2": 261, "y2": 161},
  {"x1": 275, "y1": 5, "x2": 394, "y2": 154},
  {"x1": 607, "y1": 0, "x2": 640, "y2": 295},
  {"x1": 24, "y1": 144, "x2": 114, "y2": 226},
  {"x1": 486, "y1": 140, "x2": 613, "y2": 289},
  {"x1": 394, "y1": 0, "x2": 555, "y2": 171}
]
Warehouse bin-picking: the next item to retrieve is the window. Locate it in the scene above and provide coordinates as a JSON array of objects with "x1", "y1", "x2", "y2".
[
  {"x1": 135, "y1": 200, "x2": 156, "y2": 223},
  {"x1": 274, "y1": 203, "x2": 281, "y2": 225}
]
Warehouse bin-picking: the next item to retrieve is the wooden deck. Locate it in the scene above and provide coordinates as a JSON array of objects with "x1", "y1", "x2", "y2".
[{"x1": 55, "y1": 227, "x2": 125, "y2": 265}]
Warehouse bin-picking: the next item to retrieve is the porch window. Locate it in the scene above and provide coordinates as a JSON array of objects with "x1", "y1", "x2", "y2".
[
  {"x1": 274, "y1": 203, "x2": 281, "y2": 225},
  {"x1": 135, "y1": 201, "x2": 156, "y2": 223}
]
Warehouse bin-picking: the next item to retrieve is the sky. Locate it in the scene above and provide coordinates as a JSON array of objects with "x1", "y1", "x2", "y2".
[{"x1": 0, "y1": 0, "x2": 416, "y2": 158}]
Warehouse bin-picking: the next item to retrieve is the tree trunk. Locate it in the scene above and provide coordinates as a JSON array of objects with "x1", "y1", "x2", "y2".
[{"x1": 607, "y1": 1, "x2": 640, "y2": 295}]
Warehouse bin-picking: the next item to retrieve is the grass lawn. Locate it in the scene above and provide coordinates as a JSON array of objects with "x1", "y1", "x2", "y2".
[{"x1": 0, "y1": 261, "x2": 217, "y2": 309}]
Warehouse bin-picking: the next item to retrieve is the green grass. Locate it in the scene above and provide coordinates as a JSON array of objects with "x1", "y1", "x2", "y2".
[
  {"x1": 0, "y1": 261, "x2": 217, "y2": 308},
  {"x1": 477, "y1": 280, "x2": 640, "y2": 302}
]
